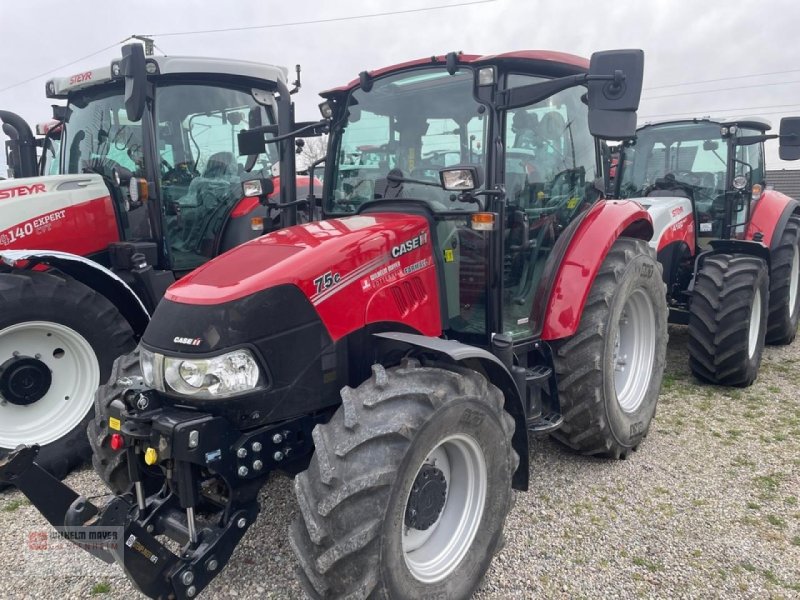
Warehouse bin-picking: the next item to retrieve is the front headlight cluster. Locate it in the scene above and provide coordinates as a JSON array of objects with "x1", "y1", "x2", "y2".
[{"x1": 140, "y1": 347, "x2": 263, "y2": 400}]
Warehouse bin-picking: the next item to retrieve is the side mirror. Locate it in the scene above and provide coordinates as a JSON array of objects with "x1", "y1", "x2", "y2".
[
  {"x1": 440, "y1": 165, "x2": 482, "y2": 191},
  {"x1": 238, "y1": 129, "x2": 268, "y2": 156},
  {"x1": 587, "y1": 49, "x2": 644, "y2": 140},
  {"x1": 779, "y1": 117, "x2": 800, "y2": 161},
  {"x1": 119, "y1": 44, "x2": 147, "y2": 123},
  {"x1": 242, "y1": 178, "x2": 275, "y2": 205}
]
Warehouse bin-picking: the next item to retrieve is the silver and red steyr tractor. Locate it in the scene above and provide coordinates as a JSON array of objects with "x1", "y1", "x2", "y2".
[
  {"x1": 2, "y1": 49, "x2": 667, "y2": 599},
  {"x1": 0, "y1": 44, "x2": 318, "y2": 481},
  {"x1": 617, "y1": 116, "x2": 800, "y2": 385}
]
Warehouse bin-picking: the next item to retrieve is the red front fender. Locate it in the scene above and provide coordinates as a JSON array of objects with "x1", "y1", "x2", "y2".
[
  {"x1": 541, "y1": 200, "x2": 653, "y2": 341},
  {"x1": 745, "y1": 189, "x2": 799, "y2": 248}
]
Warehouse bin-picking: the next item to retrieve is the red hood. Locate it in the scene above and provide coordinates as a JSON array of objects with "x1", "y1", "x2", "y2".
[{"x1": 166, "y1": 213, "x2": 430, "y2": 306}]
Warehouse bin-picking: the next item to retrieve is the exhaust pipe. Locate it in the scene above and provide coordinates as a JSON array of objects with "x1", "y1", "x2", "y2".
[{"x1": 0, "y1": 110, "x2": 38, "y2": 178}]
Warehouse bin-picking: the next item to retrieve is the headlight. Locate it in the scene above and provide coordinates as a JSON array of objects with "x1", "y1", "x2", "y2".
[{"x1": 139, "y1": 347, "x2": 263, "y2": 399}]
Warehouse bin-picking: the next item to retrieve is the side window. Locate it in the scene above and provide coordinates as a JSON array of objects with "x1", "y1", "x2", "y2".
[
  {"x1": 332, "y1": 111, "x2": 394, "y2": 208},
  {"x1": 504, "y1": 75, "x2": 597, "y2": 210}
]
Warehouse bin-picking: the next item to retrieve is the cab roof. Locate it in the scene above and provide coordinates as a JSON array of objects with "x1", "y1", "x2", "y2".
[
  {"x1": 49, "y1": 55, "x2": 288, "y2": 99},
  {"x1": 320, "y1": 50, "x2": 590, "y2": 97}
]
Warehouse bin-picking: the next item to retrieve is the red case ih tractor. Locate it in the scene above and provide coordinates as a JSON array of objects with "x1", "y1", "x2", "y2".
[
  {"x1": 0, "y1": 45, "x2": 321, "y2": 481},
  {"x1": 617, "y1": 117, "x2": 800, "y2": 385},
  {"x1": 1, "y1": 49, "x2": 668, "y2": 599}
]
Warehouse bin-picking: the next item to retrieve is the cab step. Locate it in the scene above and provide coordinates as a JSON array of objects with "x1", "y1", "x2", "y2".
[
  {"x1": 526, "y1": 411, "x2": 563, "y2": 434},
  {"x1": 525, "y1": 365, "x2": 552, "y2": 386}
]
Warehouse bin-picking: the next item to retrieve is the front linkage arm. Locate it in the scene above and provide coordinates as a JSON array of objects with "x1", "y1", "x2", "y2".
[{"x1": 0, "y1": 440, "x2": 258, "y2": 599}]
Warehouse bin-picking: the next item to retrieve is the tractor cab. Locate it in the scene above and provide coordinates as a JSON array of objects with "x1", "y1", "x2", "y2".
[
  {"x1": 618, "y1": 117, "x2": 797, "y2": 243},
  {"x1": 319, "y1": 52, "x2": 616, "y2": 342},
  {"x1": 44, "y1": 53, "x2": 289, "y2": 273}
]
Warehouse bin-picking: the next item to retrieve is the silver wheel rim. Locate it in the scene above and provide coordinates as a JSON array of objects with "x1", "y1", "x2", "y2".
[
  {"x1": 402, "y1": 433, "x2": 487, "y2": 583},
  {"x1": 0, "y1": 321, "x2": 99, "y2": 447},
  {"x1": 789, "y1": 247, "x2": 799, "y2": 318},
  {"x1": 748, "y1": 288, "x2": 762, "y2": 358},
  {"x1": 613, "y1": 288, "x2": 656, "y2": 413}
]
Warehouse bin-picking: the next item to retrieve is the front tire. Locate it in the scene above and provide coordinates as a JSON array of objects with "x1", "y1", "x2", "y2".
[
  {"x1": 0, "y1": 270, "x2": 135, "y2": 482},
  {"x1": 290, "y1": 360, "x2": 517, "y2": 599},
  {"x1": 550, "y1": 237, "x2": 668, "y2": 458},
  {"x1": 688, "y1": 253, "x2": 769, "y2": 387},
  {"x1": 766, "y1": 215, "x2": 800, "y2": 345}
]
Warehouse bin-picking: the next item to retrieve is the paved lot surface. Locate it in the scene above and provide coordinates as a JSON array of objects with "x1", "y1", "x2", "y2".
[{"x1": 1, "y1": 326, "x2": 799, "y2": 599}]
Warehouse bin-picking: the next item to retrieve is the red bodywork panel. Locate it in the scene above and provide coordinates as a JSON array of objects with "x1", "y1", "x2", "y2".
[
  {"x1": 165, "y1": 214, "x2": 442, "y2": 341},
  {"x1": 745, "y1": 189, "x2": 798, "y2": 247},
  {"x1": 541, "y1": 200, "x2": 653, "y2": 341},
  {"x1": 0, "y1": 194, "x2": 119, "y2": 255},
  {"x1": 322, "y1": 50, "x2": 589, "y2": 95},
  {"x1": 656, "y1": 213, "x2": 695, "y2": 255}
]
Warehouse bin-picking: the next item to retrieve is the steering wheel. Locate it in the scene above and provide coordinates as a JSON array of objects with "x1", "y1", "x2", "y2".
[{"x1": 162, "y1": 161, "x2": 200, "y2": 186}]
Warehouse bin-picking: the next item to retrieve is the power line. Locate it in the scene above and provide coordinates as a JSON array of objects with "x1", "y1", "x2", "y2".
[
  {"x1": 644, "y1": 68, "x2": 800, "y2": 91},
  {"x1": 145, "y1": 0, "x2": 497, "y2": 37},
  {"x1": 640, "y1": 102, "x2": 800, "y2": 120},
  {"x1": 643, "y1": 78, "x2": 800, "y2": 101},
  {"x1": 0, "y1": 41, "x2": 123, "y2": 95}
]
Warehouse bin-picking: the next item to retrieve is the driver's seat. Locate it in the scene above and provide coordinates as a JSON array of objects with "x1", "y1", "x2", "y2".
[{"x1": 204, "y1": 152, "x2": 236, "y2": 179}]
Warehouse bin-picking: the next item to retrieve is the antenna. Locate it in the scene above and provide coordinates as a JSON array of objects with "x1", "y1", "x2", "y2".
[
  {"x1": 290, "y1": 65, "x2": 302, "y2": 95},
  {"x1": 130, "y1": 35, "x2": 155, "y2": 56}
]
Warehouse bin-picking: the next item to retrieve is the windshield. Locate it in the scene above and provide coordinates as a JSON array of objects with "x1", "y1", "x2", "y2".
[
  {"x1": 619, "y1": 122, "x2": 728, "y2": 205},
  {"x1": 327, "y1": 68, "x2": 488, "y2": 214},
  {"x1": 155, "y1": 83, "x2": 278, "y2": 271},
  {"x1": 64, "y1": 87, "x2": 144, "y2": 179}
]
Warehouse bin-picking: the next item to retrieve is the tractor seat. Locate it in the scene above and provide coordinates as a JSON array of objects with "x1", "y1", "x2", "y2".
[{"x1": 204, "y1": 152, "x2": 236, "y2": 179}]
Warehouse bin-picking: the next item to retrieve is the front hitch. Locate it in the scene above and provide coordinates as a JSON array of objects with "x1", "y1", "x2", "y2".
[{"x1": 0, "y1": 444, "x2": 259, "y2": 599}]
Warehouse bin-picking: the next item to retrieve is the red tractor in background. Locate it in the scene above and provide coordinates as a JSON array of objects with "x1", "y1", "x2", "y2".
[
  {"x1": 0, "y1": 44, "x2": 320, "y2": 481},
  {"x1": 617, "y1": 116, "x2": 800, "y2": 385},
  {"x1": 1, "y1": 48, "x2": 667, "y2": 599}
]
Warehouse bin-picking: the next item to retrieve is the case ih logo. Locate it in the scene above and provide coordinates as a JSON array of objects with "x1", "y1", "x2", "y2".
[
  {"x1": 173, "y1": 336, "x2": 202, "y2": 347},
  {"x1": 671, "y1": 206, "x2": 684, "y2": 217},
  {"x1": 0, "y1": 183, "x2": 46, "y2": 200},
  {"x1": 69, "y1": 71, "x2": 93, "y2": 85},
  {"x1": 391, "y1": 231, "x2": 428, "y2": 258}
]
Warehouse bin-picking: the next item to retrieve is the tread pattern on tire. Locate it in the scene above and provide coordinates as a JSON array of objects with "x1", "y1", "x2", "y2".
[
  {"x1": 87, "y1": 349, "x2": 141, "y2": 494},
  {"x1": 688, "y1": 253, "x2": 767, "y2": 386},
  {"x1": 766, "y1": 215, "x2": 800, "y2": 345},
  {"x1": 0, "y1": 269, "x2": 135, "y2": 482},
  {"x1": 550, "y1": 238, "x2": 667, "y2": 459},
  {"x1": 290, "y1": 360, "x2": 517, "y2": 600}
]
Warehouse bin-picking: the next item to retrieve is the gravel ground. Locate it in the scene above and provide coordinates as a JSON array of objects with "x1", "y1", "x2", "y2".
[{"x1": 1, "y1": 325, "x2": 798, "y2": 599}]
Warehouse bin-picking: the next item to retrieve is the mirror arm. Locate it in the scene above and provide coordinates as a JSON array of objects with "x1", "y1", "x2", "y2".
[
  {"x1": 498, "y1": 74, "x2": 586, "y2": 110},
  {"x1": 249, "y1": 120, "x2": 329, "y2": 145}
]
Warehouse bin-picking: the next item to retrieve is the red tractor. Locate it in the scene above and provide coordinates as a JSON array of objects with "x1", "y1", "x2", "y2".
[
  {"x1": 1, "y1": 49, "x2": 667, "y2": 599},
  {"x1": 617, "y1": 116, "x2": 800, "y2": 385},
  {"x1": 0, "y1": 45, "x2": 325, "y2": 481}
]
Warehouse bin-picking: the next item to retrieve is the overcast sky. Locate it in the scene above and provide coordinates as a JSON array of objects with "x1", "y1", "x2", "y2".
[{"x1": 1, "y1": 0, "x2": 798, "y2": 176}]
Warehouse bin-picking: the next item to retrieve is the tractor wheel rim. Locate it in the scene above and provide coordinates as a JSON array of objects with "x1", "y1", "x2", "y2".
[
  {"x1": 748, "y1": 288, "x2": 762, "y2": 358},
  {"x1": 0, "y1": 321, "x2": 99, "y2": 447},
  {"x1": 790, "y1": 246, "x2": 799, "y2": 318},
  {"x1": 402, "y1": 433, "x2": 487, "y2": 583},
  {"x1": 613, "y1": 288, "x2": 656, "y2": 413}
]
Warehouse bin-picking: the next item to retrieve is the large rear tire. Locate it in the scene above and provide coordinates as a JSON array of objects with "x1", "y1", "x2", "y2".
[
  {"x1": 290, "y1": 360, "x2": 517, "y2": 599},
  {"x1": 550, "y1": 238, "x2": 668, "y2": 458},
  {"x1": 688, "y1": 253, "x2": 769, "y2": 387},
  {"x1": 766, "y1": 215, "x2": 800, "y2": 345},
  {"x1": 0, "y1": 270, "x2": 135, "y2": 483}
]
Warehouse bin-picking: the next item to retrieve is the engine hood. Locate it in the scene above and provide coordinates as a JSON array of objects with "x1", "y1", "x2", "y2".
[{"x1": 166, "y1": 213, "x2": 431, "y2": 306}]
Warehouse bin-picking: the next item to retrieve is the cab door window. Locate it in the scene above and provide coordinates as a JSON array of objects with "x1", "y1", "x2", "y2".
[{"x1": 502, "y1": 74, "x2": 598, "y2": 339}]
